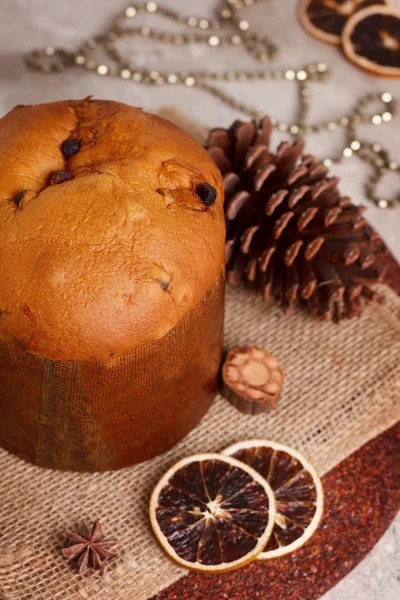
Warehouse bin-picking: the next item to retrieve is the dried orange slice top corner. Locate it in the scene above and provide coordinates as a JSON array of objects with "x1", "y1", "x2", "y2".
[
  {"x1": 223, "y1": 440, "x2": 323, "y2": 559},
  {"x1": 299, "y1": 0, "x2": 394, "y2": 45},
  {"x1": 342, "y1": 5, "x2": 400, "y2": 77},
  {"x1": 149, "y1": 453, "x2": 276, "y2": 572}
]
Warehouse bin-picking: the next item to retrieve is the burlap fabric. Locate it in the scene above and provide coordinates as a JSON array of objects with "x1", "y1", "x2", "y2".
[{"x1": 1, "y1": 283, "x2": 400, "y2": 599}]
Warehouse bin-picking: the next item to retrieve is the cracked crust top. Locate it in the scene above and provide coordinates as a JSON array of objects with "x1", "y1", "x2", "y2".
[{"x1": 0, "y1": 99, "x2": 225, "y2": 361}]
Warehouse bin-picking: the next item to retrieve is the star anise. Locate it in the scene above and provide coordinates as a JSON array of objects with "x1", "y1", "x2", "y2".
[{"x1": 62, "y1": 519, "x2": 117, "y2": 574}]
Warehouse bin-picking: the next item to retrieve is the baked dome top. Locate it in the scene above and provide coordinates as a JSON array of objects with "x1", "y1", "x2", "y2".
[{"x1": 0, "y1": 99, "x2": 225, "y2": 361}]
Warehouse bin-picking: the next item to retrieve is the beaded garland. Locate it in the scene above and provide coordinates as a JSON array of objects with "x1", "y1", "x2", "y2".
[{"x1": 24, "y1": 0, "x2": 399, "y2": 209}]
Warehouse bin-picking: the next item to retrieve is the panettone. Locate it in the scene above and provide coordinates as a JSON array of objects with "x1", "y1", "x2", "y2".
[{"x1": 0, "y1": 98, "x2": 225, "y2": 471}]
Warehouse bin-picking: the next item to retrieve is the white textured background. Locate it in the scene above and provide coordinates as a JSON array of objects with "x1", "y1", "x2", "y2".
[{"x1": 0, "y1": 0, "x2": 399, "y2": 598}]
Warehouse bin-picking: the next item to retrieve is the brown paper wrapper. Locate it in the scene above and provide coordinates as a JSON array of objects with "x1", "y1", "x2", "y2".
[{"x1": 0, "y1": 271, "x2": 225, "y2": 471}]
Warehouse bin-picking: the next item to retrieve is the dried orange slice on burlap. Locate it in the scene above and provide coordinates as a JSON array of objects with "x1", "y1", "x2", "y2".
[
  {"x1": 149, "y1": 454, "x2": 276, "y2": 572},
  {"x1": 223, "y1": 440, "x2": 323, "y2": 559},
  {"x1": 298, "y1": 0, "x2": 394, "y2": 45},
  {"x1": 342, "y1": 5, "x2": 400, "y2": 76}
]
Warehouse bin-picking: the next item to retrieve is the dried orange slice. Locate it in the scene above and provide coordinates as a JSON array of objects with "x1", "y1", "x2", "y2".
[
  {"x1": 299, "y1": 0, "x2": 394, "y2": 45},
  {"x1": 342, "y1": 5, "x2": 400, "y2": 77},
  {"x1": 149, "y1": 453, "x2": 276, "y2": 572},
  {"x1": 223, "y1": 440, "x2": 323, "y2": 559}
]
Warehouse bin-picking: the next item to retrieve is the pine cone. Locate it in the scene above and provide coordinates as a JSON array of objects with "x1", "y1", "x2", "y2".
[{"x1": 206, "y1": 117, "x2": 400, "y2": 320}]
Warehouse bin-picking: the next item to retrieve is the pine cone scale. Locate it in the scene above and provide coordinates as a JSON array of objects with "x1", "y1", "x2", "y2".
[
  {"x1": 226, "y1": 190, "x2": 250, "y2": 219},
  {"x1": 343, "y1": 245, "x2": 360, "y2": 266},
  {"x1": 287, "y1": 165, "x2": 309, "y2": 186},
  {"x1": 245, "y1": 145, "x2": 268, "y2": 170},
  {"x1": 324, "y1": 207, "x2": 342, "y2": 227},
  {"x1": 360, "y1": 254, "x2": 375, "y2": 270},
  {"x1": 241, "y1": 226, "x2": 259, "y2": 254},
  {"x1": 233, "y1": 121, "x2": 258, "y2": 169},
  {"x1": 297, "y1": 207, "x2": 319, "y2": 231},
  {"x1": 245, "y1": 259, "x2": 258, "y2": 281},
  {"x1": 273, "y1": 212, "x2": 295, "y2": 239},
  {"x1": 288, "y1": 185, "x2": 310, "y2": 208},
  {"x1": 223, "y1": 172, "x2": 241, "y2": 195},
  {"x1": 254, "y1": 164, "x2": 276, "y2": 191},
  {"x1": 259, "y1": 247, "x2": 275, "y2": 273},
  {"x1": 225, "y1": 239, "x2": 235, "y2": 263},
  {"x1": 266, "y1": 190, "x2": 289, "y2": 215},
  {"x1": 285, "y1": 240, "x2": 304, "y2": 266},
  {"x1": 208, "y1": 146, "x2": 232, "y2": 173},
  {"x1": 304, "y1": 238, "x2": 325, "y2": 260}
]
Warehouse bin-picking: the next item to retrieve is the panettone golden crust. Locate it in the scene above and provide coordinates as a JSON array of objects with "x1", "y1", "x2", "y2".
[{"x1": 0, "y1": 99, "x2": 225, "y2": 361}]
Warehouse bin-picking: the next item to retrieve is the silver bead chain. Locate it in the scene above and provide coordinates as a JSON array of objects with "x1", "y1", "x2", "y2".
[{"x1": 24, "y1": 0, "x2": 399, "y2": 208}]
